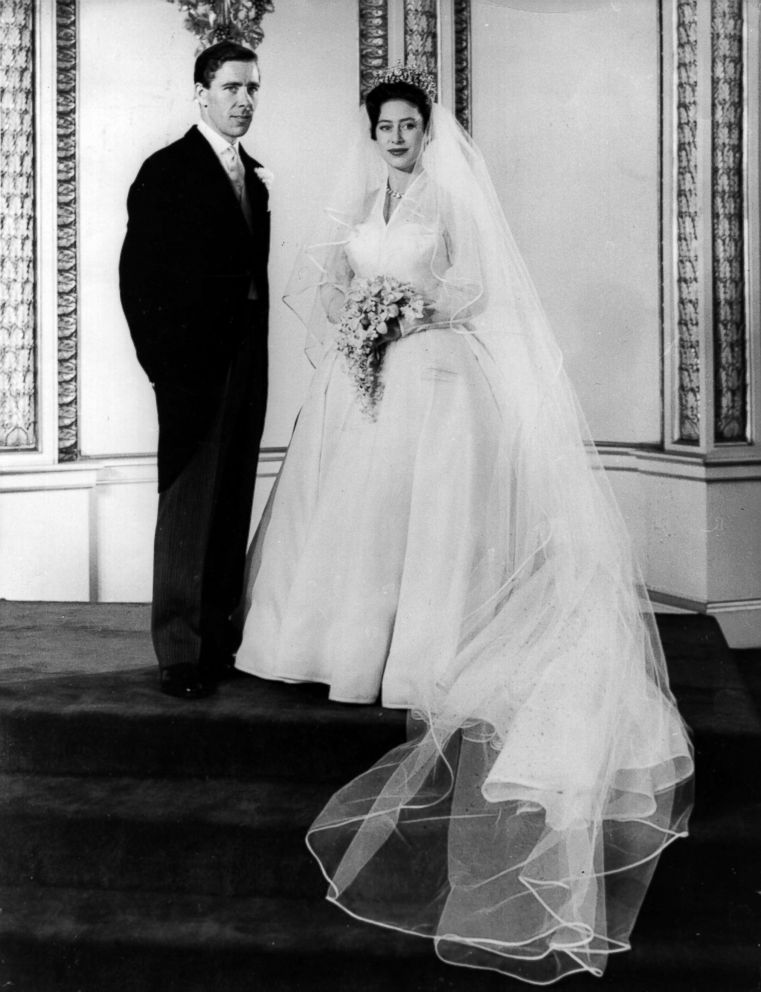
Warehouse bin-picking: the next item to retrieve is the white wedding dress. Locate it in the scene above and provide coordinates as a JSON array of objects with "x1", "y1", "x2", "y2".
[
  {"x1": 234, "y1": 103, "x2": 693, "y2": 983},
  {"x1": 235, "y1": 186, "x2": 505, "y2": 707}
]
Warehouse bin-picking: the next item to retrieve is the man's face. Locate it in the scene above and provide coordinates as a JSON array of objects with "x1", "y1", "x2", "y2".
[{"x1": 196, "y1": 60, "x2": 260, "y2": 143}]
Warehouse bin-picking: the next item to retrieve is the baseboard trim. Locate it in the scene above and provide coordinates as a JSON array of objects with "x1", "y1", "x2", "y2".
[{"x1": 649, "y1": 590, "x2": 761, "y2": 649}]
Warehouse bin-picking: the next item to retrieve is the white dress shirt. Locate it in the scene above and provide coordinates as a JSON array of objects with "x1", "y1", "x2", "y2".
[{"x1": 197, "y1": 120, "x2": 258, "y2": 299}]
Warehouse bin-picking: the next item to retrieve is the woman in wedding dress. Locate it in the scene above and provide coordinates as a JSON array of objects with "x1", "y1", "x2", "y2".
[{"x1": 235, "y1": 65, "x2": 694, "y2": 984}]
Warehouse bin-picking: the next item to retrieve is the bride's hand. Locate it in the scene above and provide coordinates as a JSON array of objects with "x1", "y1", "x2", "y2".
[
  {"x1": 373, "y1": 303, "x2": 435, "y2": 348},
  {"x1": 373, "y1": 317, "x2": 403, "y2": 348},
  {"x1": 398, "y1": 302, "x2": 436, "y2": 338}
]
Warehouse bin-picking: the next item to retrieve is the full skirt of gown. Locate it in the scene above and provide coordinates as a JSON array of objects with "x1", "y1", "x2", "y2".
[
  {"x1": 234, "y1": 322, "x2": 692, "y2": 983},
  {"x1": 236, "y1": 325, "x2": 506, "y2": 709},
  {"x1": 234, "y1": 185, "x2": 693, "y2": 983}
]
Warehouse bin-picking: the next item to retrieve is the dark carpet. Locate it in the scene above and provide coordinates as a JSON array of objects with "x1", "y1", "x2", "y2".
[{"x1": 0, "y1": 604, "x2": 759, "y2": 991}]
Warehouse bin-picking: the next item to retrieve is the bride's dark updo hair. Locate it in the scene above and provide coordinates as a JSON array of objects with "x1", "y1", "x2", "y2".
[{"x1": 364, "y1": 81, "x2": 432, "y2": 140}]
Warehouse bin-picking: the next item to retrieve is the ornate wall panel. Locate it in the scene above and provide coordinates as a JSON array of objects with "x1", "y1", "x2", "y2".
[
  {"x1": 453, "y1": 0, "x2": 471, "y2": 132},
  {"x1": 359, "y1": 0, "x2": 388, "y2": 99},
  {"x1": 403, "y1": 0, "x2": 438, "y2": 94},
  {"x1": 711, "y1": 0, "x2": 746, "y2": 442},
  {"x1": 675, "y1": 0, "x2": 701, "y2": 443},
  {"x1": 671, "y1": 0, "x2": 749, "y2": 449},
  {"x1": 57, "y1": 0, "x2": 78, "y2": 460},
  {"x1": 357, "y1": 1, "x2": 471, "y2": 121},
  {"x1": 0, "y1": 0, "x2": 37, "y2": 450}
]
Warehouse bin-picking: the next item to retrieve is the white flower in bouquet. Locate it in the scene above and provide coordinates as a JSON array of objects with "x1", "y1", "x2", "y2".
[{"x1": 336, "y1": 275, "x2": 427, "y2": 417}]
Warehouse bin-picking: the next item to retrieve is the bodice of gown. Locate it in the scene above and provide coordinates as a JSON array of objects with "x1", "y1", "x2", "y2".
[{"x1": 345, "y1": 190, "x2": 441, "y2": 297}]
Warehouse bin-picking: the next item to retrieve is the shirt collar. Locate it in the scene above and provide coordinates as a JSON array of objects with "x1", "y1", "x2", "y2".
[{"x1": 197, "y1": 119, "x2": 240, "y2": 158}]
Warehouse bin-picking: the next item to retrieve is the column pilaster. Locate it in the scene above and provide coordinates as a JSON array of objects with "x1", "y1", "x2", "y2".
[{"x1": 666, "y1": 0, "x2": 759, "y2": 461}]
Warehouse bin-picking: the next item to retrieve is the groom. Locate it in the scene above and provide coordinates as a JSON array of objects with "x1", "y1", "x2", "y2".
[{"x1": 120, "y1": 41, "x2": 270, "y2": 698}]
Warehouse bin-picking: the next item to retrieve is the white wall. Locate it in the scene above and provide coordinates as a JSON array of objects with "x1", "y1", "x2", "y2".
[
  {"x1": 246, "y1": 0, "x2": 359, "y2": 446},
  {"x1": 0, "y1": 482, "x2": 91, "y2": 600},
  {"x1": 78, "y1": 0, "x2": 195, "y2": 458},
  {"x1": 472, "y1": 0, "x2": 662, "y2": 443},
  {"x1": 78, "y1": 0, "x2": 358, "y2": 458}
]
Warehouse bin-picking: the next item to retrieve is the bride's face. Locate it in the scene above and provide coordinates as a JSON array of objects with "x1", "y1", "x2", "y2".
[{"x1": 375, "y1": 100, "x2": 425, "y2": 173}]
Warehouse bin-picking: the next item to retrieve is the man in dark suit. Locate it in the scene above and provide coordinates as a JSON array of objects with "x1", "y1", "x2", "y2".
[{"x1": 120, "y1": 41, "x2": 269, "y2": 698}]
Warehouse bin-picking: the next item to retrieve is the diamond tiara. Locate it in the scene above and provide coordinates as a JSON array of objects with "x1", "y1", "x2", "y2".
[{"x1": 366, "y1": 61, "x2": 437, "y2": 100}]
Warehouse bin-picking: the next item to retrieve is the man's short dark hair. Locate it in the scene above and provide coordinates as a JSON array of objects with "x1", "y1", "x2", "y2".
[{"x1": 194, "y1": 41, "x2": 258, "y2": 88}]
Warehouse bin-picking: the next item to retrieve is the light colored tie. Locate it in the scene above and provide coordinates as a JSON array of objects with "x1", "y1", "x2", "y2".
[
  {"x1": 222, "y1": 144, "x2": 257, "y2": 297},
  {"x1": 222, "y1": 144, "x2": 245, "y2": 201}
]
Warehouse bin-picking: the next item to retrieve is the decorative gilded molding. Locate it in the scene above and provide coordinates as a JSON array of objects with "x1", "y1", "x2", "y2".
[
  {"x1": 166, "y1": 0, "x2": 275, "y2": 51},
  {"x1": 358, "y1": 1, "x2": 470, "y2": 129},
  {"x1": 57, "y1": 0, "x2": 78, "y2": 461},
  {"x1": 675, "y1": 0, "x2": 700, "y2": 442},
  {"x1": 0, "y1": 0, "x2": 38, "y2": 451},
  {"x1": 453, "y1": 0, "x2": 471, "y2": 132},
  {"x1": 403, "y1": 0, "x2": 437, "y2": 96},
  {"x1": 359, "y1": 0, "x2": 388, "y2": 100},
  {"x1": 712, "y1": 0, "x2": 746, "y2": 442}
]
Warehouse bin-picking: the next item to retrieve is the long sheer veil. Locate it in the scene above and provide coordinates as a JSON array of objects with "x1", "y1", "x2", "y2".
[{"x1": 285, "y1": 101, "x2": 694, "y2": 984}]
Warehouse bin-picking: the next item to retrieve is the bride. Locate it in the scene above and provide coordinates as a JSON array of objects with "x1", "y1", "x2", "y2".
[{"x1": 235, "y1": 64, "x2": 694, "y2": 984}]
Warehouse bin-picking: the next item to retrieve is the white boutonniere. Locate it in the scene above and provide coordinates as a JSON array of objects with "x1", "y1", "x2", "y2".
[{"x1": 254, "y1": 167, "x2": 274, "y2": 192}]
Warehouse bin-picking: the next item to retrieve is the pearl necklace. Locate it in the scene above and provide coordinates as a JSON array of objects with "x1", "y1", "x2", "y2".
[{"x1": 386, "y1": 181, "x2": 404, "y2": 200}]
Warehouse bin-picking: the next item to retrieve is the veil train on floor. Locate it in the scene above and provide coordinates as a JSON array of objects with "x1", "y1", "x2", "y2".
[{"x1": 275, "y1": 97, "x2": 695, "y2": 984}]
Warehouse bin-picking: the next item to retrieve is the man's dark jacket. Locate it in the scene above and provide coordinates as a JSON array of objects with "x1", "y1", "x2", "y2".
[{"x1": 119, "y1": 125, "x2": 270, "y2": 491}]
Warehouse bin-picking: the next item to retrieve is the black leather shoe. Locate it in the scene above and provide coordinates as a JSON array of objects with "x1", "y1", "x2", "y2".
[{"x1": 159, "y1": 663, "x2": 217, "y2": 699}]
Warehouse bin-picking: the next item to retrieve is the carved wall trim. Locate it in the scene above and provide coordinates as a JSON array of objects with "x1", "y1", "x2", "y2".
[
  {"x1": 359, "y1": 0, "x2": 388, "y2": 100},
  {"x1": 357, "y1": 1, "x2": 470, "y2": 128},
  {"x1": 0, "y1": 0, "x2": 38, "y2": 451},
  {"x1": 56, "y1": 0, "x2": 78, "y2": 461},
  {"x1": 712, "y1": 0, "x2": 747, "y2": 442},
  {"x1": 403, "y1": 0, "x2": 437, "y2": 94},
  {"x1": 166, "y1": 0, "x2": 275, "y2": 51},
  {"x1": 675, "y1": 0, "x2": 701, "y2": 443},
  {"x1": 453, "y1": 0, "x2": 471, "y2": 132}
]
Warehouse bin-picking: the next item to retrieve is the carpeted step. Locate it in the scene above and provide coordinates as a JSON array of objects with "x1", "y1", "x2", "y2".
[
  {"x1": 0, "y1": 884, "x2": 757, "y2": 992},
  {"x1": 0, "y1": 885, "x2": 522, "y2": 992},
  {"x1": 0, "y1": 773, "x2": 330, "y2": 900},
  {"x1": 0, "y1": 665, "x2": 756, "y2": 809},
  {"x1": 0, "y1": 670, "x2": 407, "y2": 782},
  {"x1": 0, "y1": 613, "x2": 755, "y2": 790},
  {"x1": 1, "y1": 608, "x2": 759, "y2": 991},
  {"x1": 0, "y1": 772, "x2": 758, "y2": 908}
]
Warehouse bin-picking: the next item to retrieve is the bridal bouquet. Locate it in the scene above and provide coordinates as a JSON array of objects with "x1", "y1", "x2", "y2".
[{"x1": 336, "y1": 275, "x2": 427, "y2": 417}]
